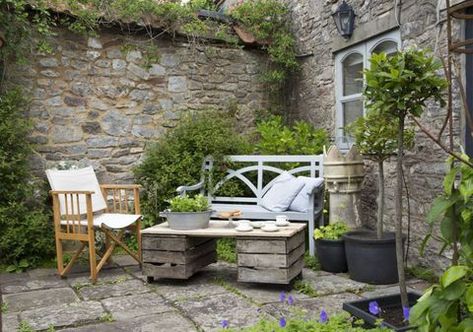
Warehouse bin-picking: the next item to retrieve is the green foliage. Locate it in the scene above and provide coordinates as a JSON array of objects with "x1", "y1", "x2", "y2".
[
  {"x1": 217, "y1": 238, "x2": 237, "y2": 263},
  {"x1": 293, "y1": 280, "x2": 318, "y2": 297},
  {"x1": 0, "y1": 89, "x2": 54, "y2": 268},
  {"x1": 406, "y1": 266, "x2": 437, "y2": 284},
  {"x1": 422, "y1": 155, "x2": 473, "y2": 264},
  {"x1": 303, "y1": 251, "x2": 321, "y2": 271},
  {"x1": 255, "y1": 116, "x2": 329, "y2": 155},
  {"x1": 134, "y1": 111, "x2": 250, "y2": 226},
  {"x1": 346, "y1": 109, "x2": 414, "y2": 163},
  {"x1": 223, "y1": 312, "x2": 389, "y2": 331},
  {"x1": 168, "y1": 194, "x2": 209, "y2": 212},
  {"x1": 364, "y1": 49, "x2": 447, "y2": 120},
  {"x1": 99, "y1": 313, "x2": 115, "y2": 322},
  {"x1": 17, "y1": 321, "x2": 35, "y2": 332},
  {"x1": 228, "y1": 0, "x2": 298, "y2": 86},
  {"x1": 314, "y1": 222, "x2": 349, "y2": 240},
  {"x1": 1, "y1": 301, "x2": 8, "y2": 314},
  {"x1": 410, "y1": 265, "x2": 473, "y2": 332}
]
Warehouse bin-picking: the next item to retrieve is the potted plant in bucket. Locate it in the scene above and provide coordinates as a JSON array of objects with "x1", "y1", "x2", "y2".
[
  {"x1": 343, "y1": 48, "x2": 447, "y2": 330},
  {"x1": 344, "y1": 108, "x2": 414, "y2": 284},
  {"x1": 314, "y1": 222, "x2": 350, "y2": 273},
  {"x1": 161, "y1": 194, "x2": 212, "y2": 230}
]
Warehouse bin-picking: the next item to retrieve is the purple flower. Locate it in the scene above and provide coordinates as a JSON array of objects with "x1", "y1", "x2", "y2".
[
  {"x1": 279, "y1": 291, "x2": 286, "y2": 303},
  {"x1": 369, "y1": 301, "x2": 380, "y2": 316},
  {"x1": 403, "y1": 306, "x2": 410, "y2": 321},
  {"x1": 279, "y1": 317, "x2": 286, "y2": 327},
  {"x1": 221, "y1": 319, "x2": 229, "y2": 329},
  {"x1": 320, "y1": 309, "x2": 328, "y2": 323},
  {"x1": 287, "y1": 295, "x2": 294, "y2": 305}
]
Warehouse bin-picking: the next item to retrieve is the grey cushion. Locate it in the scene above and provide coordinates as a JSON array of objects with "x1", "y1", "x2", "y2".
[
  {"x1": 289, "y1": 176, "x2": 324, "y2": 212},
  {"x1": 259, "y1": 172, "x2": 305, "y2": 212}
]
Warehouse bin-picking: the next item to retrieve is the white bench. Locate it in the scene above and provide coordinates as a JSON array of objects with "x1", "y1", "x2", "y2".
[{"x1": 176, "y1": 155, "x2": 324, "y2": 256}]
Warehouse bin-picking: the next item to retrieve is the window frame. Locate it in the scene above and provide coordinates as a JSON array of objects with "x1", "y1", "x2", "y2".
[{"x1": 334, "y1": 29, "x2": 401, "y2": 148}]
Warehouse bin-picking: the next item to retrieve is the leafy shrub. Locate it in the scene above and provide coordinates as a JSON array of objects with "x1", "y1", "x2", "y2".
[
  {"x1": 168, "y1": 194, "x2": 209, "y2": 212},
  {"x1": 0, "y1": 89, "x2": 54, "y2": 268},
  {"x1": 255, "y1": 116, "x2": 329, "y2": 155},
  {"x1": 134, "y1": 111, "x2": 250, "y2": 226},
  {"x1": 217, "y1": 238, "x2": 237, "y2": 263},
  {"x1": 222, "y1": 312, "x2": 388, "y2": 331},
  {"x1": 314, "y1": 222, "x2": 349, "y2": 240}
]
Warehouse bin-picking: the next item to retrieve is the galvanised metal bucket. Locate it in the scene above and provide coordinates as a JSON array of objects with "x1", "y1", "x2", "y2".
[{"x1": 161, "y1": 210, "x2": 212, "y2": 230}]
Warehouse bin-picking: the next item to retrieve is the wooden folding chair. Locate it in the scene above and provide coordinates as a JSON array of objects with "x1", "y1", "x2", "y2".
[{"x1": 46, "y1": 166, "x2": 142, "y2": 283}]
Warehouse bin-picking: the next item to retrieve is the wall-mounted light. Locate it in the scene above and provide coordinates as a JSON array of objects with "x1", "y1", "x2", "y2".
[{"x1": 332, "y1": 1, "x2": 356, "y2": 39}]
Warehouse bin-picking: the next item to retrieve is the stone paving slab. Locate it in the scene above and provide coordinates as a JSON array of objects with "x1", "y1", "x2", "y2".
[
  {"x1": 360, "y1": 285, "x2": 422, "y2": 298},
  {"x1": 19, "y1": 300, "x2": 104, "y2": 331},
  {"x1": 1, "y1": 275, "x2": 69, "y2": 294},
  {"x1": 303, "y1": 273, "x2": 369, "y2": 296},
  {"x1": 2, "y1": 313, "x2": 20, "y2": 332},
  {"x1": 262, "y1": 292, "x2": 362, "y2": 320},
  {"x1": 3, "y1": 287, "x2": 78, "y2": 312},
  {"x1": 154, "y1": 279, "x2": 228, "y2": 302},
  {"x1": 174, "y1": 291, "x2": 264, "y2": 331},
  {"x1": 79, "y1": 279, "x2": 150, "y2": 301},
  {"x1": 101, "y1": 292, "x2": 173, "y2": 321},
  {"x1": 60, "y1": 312, "x2": 198, "y2": 332},
  {"x1": 66, "y1": 267, "x2": 132, "y2": 288}
]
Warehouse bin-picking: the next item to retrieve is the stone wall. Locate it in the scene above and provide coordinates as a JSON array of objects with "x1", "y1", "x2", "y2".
[
  {"x1": 284, "y1": 0, "x2": 463, "y2": 270},
  {"x1": 23, "y1": 28, "x2": 269, "y2": 183}
]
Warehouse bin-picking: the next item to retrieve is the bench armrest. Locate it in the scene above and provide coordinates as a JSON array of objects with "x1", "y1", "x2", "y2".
[
  {"x1": 100, "y1": 184, "x2": 141, "y2": 190},
  {"x1": 308, "y1": 182, "x2": 325, "y2": 195},
  {"x1": 176, "y1": 181, "x2": 205, "y2": 196}
]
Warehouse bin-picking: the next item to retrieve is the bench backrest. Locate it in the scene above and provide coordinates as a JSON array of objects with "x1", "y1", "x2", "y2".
[{"x1": 204, "y1": 155, "x2": 324, "y2": 205}]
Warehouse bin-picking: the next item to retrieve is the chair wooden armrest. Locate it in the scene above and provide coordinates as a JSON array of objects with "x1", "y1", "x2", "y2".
[{"x1": 50, "y1": 190, "x2": 95, "y2": 195}]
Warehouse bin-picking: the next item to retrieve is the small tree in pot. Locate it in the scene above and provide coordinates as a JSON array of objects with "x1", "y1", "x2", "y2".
[
  {"x1": 342, "y1": 109, "x2": 414, "y2": 285},
  {"x1": 347, "y1": 109, "x2": 414, "y2": 239}
]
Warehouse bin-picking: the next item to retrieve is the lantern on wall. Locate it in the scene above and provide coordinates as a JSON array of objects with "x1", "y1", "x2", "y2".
[{"x1": 332, "y1": 0, "x2": 356, "y2": 39}]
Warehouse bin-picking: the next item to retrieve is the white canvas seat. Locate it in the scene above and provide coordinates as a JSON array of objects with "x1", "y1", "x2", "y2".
[
  {"x1": 60, "y1": 213, "x2": 142, "y2": 229},
  {"x1": 46, "y1": 166, "x2": 142, "y2": 283}
]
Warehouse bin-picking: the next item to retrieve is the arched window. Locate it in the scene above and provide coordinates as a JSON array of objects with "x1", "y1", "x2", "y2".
[{"x1": 334, "y1": 30, "x2": 401, "y2": 149}]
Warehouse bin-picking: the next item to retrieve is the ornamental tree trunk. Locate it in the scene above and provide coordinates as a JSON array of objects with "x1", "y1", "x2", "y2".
[
  {"x1": 396, "y1": 113, "x2": 408, "y2": 309},
  {"x1": 377, "y1": 160, "x2": 384, "y2": 239}
]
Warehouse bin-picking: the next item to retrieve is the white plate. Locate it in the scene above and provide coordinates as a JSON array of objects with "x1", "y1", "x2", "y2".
[
  {"x1": 261, "y1": 226, "x2": 279, "y2": 232},
  {"x1": 275, "y1": 221, "x2": 290, "y2": 227},
  {"x1": 249, "y1": 221, "x2": 265, "y2": 228},
  {"x1": 236, "y1": 226, "x2": 253, "y2": 232}
]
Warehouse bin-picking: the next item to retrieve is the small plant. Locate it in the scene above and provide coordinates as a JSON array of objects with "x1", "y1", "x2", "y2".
[
  {"x1": 217, "y1": 238, "x2": 237, "y2": 263},
  {"x1": 293, "y1": 280, "x2": 318, "y2": 297},
  {"x1": 1, "y1": 301, "x2": 8, "y2": 314},
  {"x1": 18, "y1": 321, "x2": 35, "y2": 332},
  {"x1": 314, "y1": 222, "x2": 349, "y2": 240},
  {"x1": 100, "y1": 313, "x2": 115, "y2": 322},
  {"x1": 168, "y1": 194, "x2": 209, "y2": 212},
  {"x1": 303, "y1": 252, "x2": 320, "y2": 271}
]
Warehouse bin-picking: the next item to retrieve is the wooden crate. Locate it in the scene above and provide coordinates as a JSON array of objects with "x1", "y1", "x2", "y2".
[
  {"x1": 236, "y1": 230, "x2": 305, "y2": 284},
  {"x1": 142, "y1": 235, "x2": 216, "y2": 280}
]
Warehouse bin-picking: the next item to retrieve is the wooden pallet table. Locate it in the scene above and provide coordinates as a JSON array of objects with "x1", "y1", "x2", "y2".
[{"x1": 141, "y1": 220, "x2": 306, "y2": 284}]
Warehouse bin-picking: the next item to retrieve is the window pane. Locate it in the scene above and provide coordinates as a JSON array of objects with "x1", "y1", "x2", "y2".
[
  {"x1": 343, "y1": 53, "x2": 363, "y2": 96},
  {"x1": 343, "y1": 99, "x2": 364, "y2": 127},
  {"x1": 372, "y1": 40, "x2": 397, "y2": 56}
]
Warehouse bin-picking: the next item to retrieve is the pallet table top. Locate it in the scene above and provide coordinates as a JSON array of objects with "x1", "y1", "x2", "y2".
[{"x1": 142, "y1": 220, "x2": 306, "y2": 238}]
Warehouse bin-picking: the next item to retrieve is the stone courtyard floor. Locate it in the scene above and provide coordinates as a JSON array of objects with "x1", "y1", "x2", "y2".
[{"x1": 1, "y1": 256, "x2": 430, "y2": 332}]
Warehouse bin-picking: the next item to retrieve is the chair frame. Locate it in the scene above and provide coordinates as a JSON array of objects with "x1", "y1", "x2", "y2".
[{"x1": 51, "y1": 184, "x2": 142, "y2": 283}]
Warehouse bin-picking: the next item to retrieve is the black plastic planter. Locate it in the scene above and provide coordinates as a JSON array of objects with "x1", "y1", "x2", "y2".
[
  {"x1": 343, "y1": 292, "x2": 420, "y2": 331},
  {"x1": 315, "y1": 238, "x2": 347, "y2": 273},
  {"x1": 343, "y1": 230, "x2": 402, "y2": 284}
]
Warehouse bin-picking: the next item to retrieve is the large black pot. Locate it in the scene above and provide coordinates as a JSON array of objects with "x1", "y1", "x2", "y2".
[
  {"x1": 343, "y1": 230, "x2": 401, "y2": 284},
  {"x1": 343, "y1": 292, "x2": 420, "y2": 331},
  {"x1": 315, "y1": 238, "x2": 347, "y2": 273}
]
